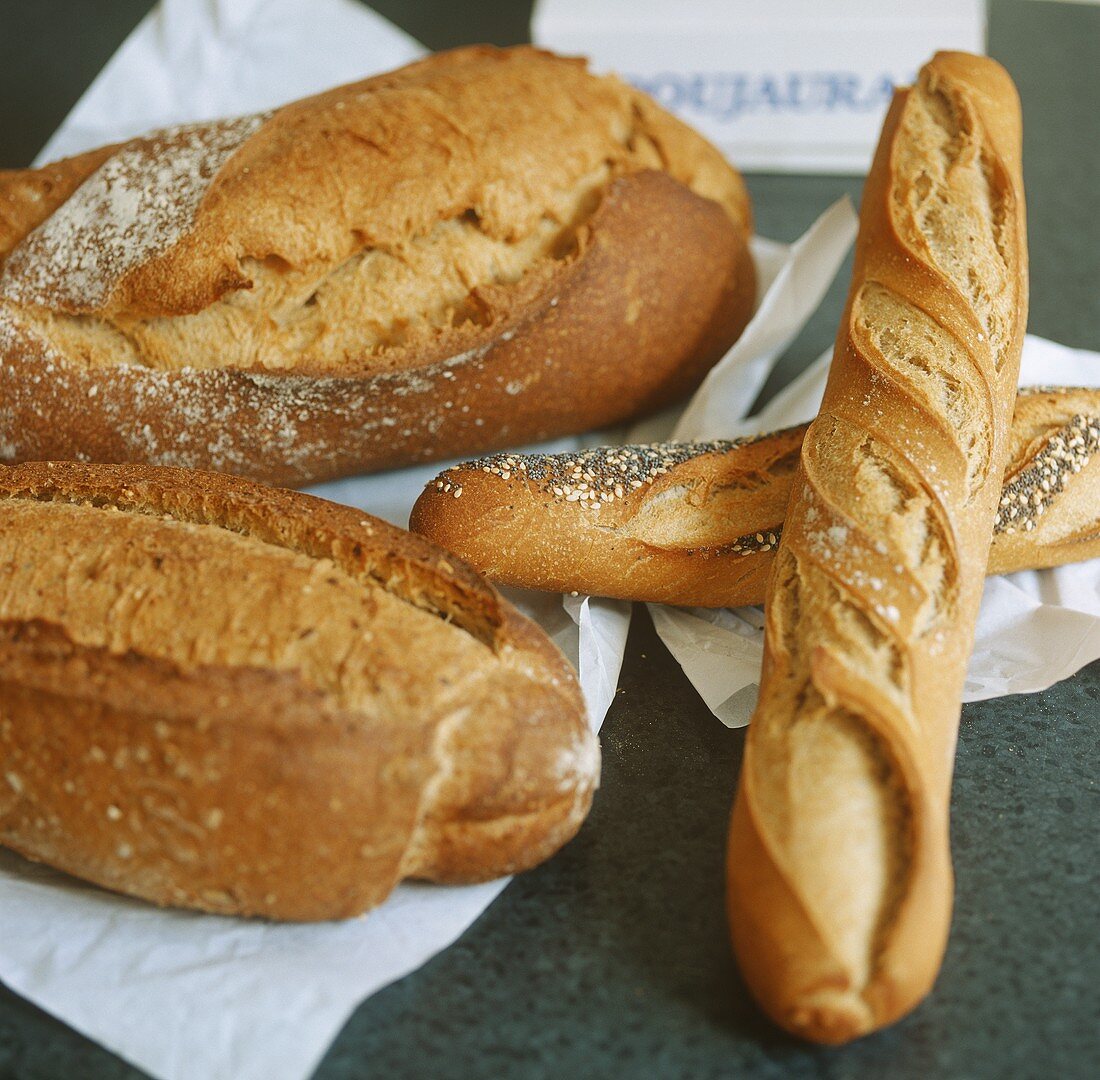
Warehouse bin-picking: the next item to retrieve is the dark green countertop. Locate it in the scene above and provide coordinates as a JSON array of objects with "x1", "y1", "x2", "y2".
[{"x1": 1, "y1": 2, "x2": 1097, "y2": 1077}]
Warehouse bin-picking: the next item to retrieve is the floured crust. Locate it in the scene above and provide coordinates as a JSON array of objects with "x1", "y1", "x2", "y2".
[
  {"x1": 409, "y1": 388, "x2": 1100, "y2": 606},
  {"x1": 0, "y1": 46, "x2": 755, "y2": 485},
  {"x1": 0, "y1": 170, "x2": 753, "y2": 485},
  {"x1": 0, "y1": 461, "x2": 598, "y2": 921},
  {"x1": 728, "y1": 52, "x2": 1028, "y2": 1043},
  {"x1": 0, "y1": 145, "x2": 119, "y2": 257}
]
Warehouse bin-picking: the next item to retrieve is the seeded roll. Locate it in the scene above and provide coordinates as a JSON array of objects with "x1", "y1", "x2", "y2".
[
  {"x1": 991, "y1": 386, "x2": 1100, "y2": 572},
  {"x1": 409, "y1": 387, "x2": 1100, "y2": 606},
  {"x1": 411, "y1": 432, "x2": 799, "y2": 607},
  {"x1": 0, "y1": 46, "x2": 754, "y2": 486}
]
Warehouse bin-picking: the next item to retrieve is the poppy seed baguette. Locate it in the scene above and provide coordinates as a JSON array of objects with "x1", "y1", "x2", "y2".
[
  {"x1": 409, "y1": 387, "x2": 1099, "y2": 606},
  {"x1": 0, "y1": 461, "x2": 598, "y2": 921}
]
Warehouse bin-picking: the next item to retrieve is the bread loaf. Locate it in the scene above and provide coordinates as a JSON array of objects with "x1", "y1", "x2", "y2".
[
  {"x1": 0, "y1": 461, "x2": 598, "y2": 921},
  {"x1": 727, "y1": 52, "x2": 1027, "y2": 1042},
  {"x1": 0, "y1": 46, "x2": 755, "y2": 487},
  {"x1": 409, "y1": 388, "x2": 1099, "y2": 605}
]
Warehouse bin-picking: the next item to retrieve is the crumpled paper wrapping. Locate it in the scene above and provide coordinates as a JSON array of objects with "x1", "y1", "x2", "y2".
[
  {"x1": 0, "y1": 3, "x2": 855, "y2": 1078},
  {"x1": 33, "y1": 0, "x2": 423, "y2": 166}
]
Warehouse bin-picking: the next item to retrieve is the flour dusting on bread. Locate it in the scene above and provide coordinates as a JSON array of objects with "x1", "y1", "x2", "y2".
[
  {"x1": 0, "y1": 114, "x2": 267, "y2": 312},
  {"x1": 0, "y1": 46, "x2": 755, "y2": 484}
]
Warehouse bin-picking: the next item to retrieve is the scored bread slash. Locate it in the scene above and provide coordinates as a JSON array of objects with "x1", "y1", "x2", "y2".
[
  {"x1": 1, "y1": 114, "x2": 270, "y2": 312},
  {"x1": 409, "y1": 388, "x2": 1100, "y2": 608},
  {"x1": 0, "y1": 461, "x2": 598, "y2": 922},
  {"x1": 0, "y1": 45, "x2": 755, "y2": 487}
]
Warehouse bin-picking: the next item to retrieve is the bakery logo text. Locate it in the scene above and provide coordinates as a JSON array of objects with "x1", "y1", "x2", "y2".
[{"x1": 628, "y1": 71, "x2": 905, "y2": 121}]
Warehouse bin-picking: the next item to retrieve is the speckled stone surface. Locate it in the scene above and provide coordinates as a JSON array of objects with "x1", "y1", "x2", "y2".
[{"x1": 1, "y1": 2, "x2": 1098, "y2": 1078}]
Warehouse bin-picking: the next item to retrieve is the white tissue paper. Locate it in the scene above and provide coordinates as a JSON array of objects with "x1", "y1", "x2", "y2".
[
  {"x1": 33, "y1": 0, "x2": 424, "y2": 166},
  {"x1": 1, "y1": 2, "x2": 857, "y2": 1078}
]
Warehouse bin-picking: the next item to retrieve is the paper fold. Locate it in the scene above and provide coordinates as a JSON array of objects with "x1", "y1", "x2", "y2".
[{"x1": 34, "y1": 0, "x2": 424, "y2": 165}]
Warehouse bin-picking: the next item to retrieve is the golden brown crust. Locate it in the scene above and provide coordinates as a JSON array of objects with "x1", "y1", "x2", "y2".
[
  {"x1": 410, "y1": 429, "x2": 802, "y2": 606},
  {"x1": 728, "y1": 52, "x2": 1028, "y2": 1042},
  {"x1": 0, "y1": 47, "x2": 754, "y2": 486},
  {"x1": 409, "y1": 389, "x2": 1100, "y2": 606},
  {"x1": 0, "y1": 47, "x2": 751, "y2": 320},
  {"x1": 0, "y1": 170, "x2": 752, "y2": 486},
  {"x1": 0, "y1": 461, "x2": 598, "y2": 921}
]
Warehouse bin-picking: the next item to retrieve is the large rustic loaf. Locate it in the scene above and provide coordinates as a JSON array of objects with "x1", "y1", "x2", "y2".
[
  {"x1": 409, "y1": 388, "x2": 1100, "y2": 605},
  {"x1": 727, "y1": 52, "x2": 1028, "y2": 1042},
  {"x1": 0, "y1": 46, "x2": 755, "y2": 487},
  {"x1": 0, "y1": 461, "x2": 598, "y2": 921}
]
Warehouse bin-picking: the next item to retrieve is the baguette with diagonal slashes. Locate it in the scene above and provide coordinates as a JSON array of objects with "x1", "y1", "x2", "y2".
[{"x1": 727, "y1": 52, "x2": 1028, "y2": 1042}]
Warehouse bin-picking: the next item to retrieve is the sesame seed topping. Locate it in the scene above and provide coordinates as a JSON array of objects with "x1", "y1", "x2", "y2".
[
  {"x1": 423, "y1": 412, "x2": 1099, "y2": 552},
  {"x1": 434, "y1": 432, "x2": 782, "y2": 507},
  {"x1": 996, "y1": 413, "x2": 1099, "y2": 535}
]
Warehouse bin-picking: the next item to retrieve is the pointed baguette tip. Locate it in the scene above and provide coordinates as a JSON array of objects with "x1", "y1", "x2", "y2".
[{"x1": 784, "y1": 987, "x2": 876, "y2": 1046}]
